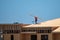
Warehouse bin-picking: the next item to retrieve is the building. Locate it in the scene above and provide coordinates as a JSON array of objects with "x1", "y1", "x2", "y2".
[
  {"x1": 0, "y1": 24, "x2": 29, "y2": 40},
  {"x1": 0, "y1": 18, "x2": 60, "y2": 40}
]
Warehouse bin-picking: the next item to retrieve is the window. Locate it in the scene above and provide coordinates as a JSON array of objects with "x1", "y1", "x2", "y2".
[
  {"x1": 11, "y1": 35, "x2": 14, "y2": 40},
  {"x1": 31, "y1": 35, "x2": 37, "y2": 40},
  {"x1": 37, "y1": 30, "x2": 51, "y2": 33},
  {"x1": 22, "y1": 29, "x2": 51, "y2": 33},
  {"x1": 22, "y1": 29, "x2": 36, "y2": 32},
  {"x1": 41, "y1": 35, "x2": 48, "y2": 40},
  {"x1": 3, "y1": 30, "x2": 20, "y2": 34}
]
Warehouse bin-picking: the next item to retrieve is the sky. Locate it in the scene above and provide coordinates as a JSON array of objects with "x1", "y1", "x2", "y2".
[{"x1": 0, "y1": 0, "x2": 60, "y2": 24}]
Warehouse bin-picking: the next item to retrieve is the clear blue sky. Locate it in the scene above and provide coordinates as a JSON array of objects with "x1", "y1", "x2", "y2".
[{"x1": 0, "y1": 0, "x2": 60, "y2": 24}]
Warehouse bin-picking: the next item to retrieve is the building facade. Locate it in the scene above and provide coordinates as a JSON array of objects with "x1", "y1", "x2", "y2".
[{"x1": 0, "y1": 18, "x2": 60, "y2": 40}]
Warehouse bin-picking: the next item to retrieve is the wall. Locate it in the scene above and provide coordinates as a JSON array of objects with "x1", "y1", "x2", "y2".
[
  {"x1": 53, "y1": 33, "x2": 60, "y2": 40},
  {"x1": 3, "y1": 34, "x2": 21, "y2": 40},
  {"x1": 37, "y1": 33, "x2": 52, "y2": 40},
  {"x1": 21, "y1": 34, "x2": 30, "y2": 40}
]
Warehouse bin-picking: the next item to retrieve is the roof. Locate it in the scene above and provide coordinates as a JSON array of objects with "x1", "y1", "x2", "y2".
[
  {"x1": 52, "y1": 27, "x2": 60, "y2": 33},
  {"x1": 23, "y1": 18, "x2": 60, "y2": 27},
  {"x1": 0, "y1": 24, "x2": 30, "y2": 27}
]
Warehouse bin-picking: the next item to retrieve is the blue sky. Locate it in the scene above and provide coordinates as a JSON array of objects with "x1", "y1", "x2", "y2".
[{"x1": 0, "y1": 0, "x2": 60, "y2": 24}]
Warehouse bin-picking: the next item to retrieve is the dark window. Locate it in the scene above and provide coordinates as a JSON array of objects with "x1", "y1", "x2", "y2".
[
  {"x1": 11, "y1": 35, "x2": 14, "y2": 40},
  {"x1": 3, "y1": 30, "x2": 20, "y2": 34},
  {"x1": 41, "y1": 35, "x2": 48, "y2": 40},
  {"x1": 40, "y1": 30, "x2": 44, "y2": 33},
  {"x1": 22, "y1": 29, "x2": 51, "y2": 33},
  {"x1": 47, "y1": 30, "x2": 51, "y2": 33},
  {"x1": 31, "y1": 35, "x2": 37, "y2": 40},
  {"x1": 37, "y1": 30, "x2": 51, "y2": 33},
  {"x1": 22, "y1": 29, "x2": 36, "y2": 32}
]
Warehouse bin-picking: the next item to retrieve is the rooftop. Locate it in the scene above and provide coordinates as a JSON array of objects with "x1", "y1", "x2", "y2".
[{"x1": 23, "y1": 18, "x2": 60, "y2": 27}]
